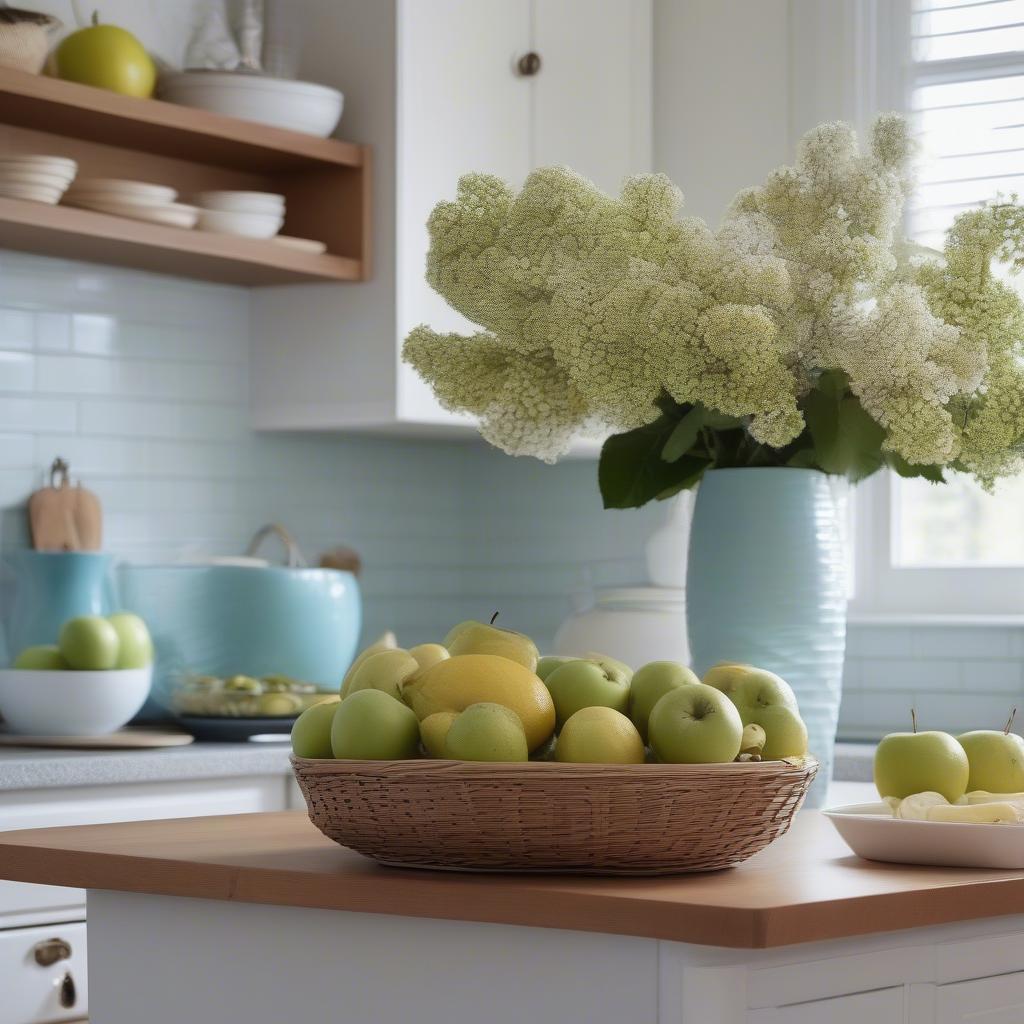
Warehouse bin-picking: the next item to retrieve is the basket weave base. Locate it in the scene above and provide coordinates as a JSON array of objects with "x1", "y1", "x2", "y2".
[{"x1": 293, "y1": 756, "x2": 818, "y2": 876}]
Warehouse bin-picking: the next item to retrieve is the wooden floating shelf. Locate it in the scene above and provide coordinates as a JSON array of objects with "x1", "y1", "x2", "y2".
[{"x1": 0, "y1": 67, "x2": 371, "y2": 285}]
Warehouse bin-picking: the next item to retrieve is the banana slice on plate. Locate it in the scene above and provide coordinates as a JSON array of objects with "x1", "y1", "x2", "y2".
[
  {"x1": 926, "y1": 803, "x2": 1021, "y2": 824},
  {"x1": 896, "y1": 791, "x2": 949, "y2": 820}
]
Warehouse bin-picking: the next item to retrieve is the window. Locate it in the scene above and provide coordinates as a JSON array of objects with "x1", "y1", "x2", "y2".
[{"x1": 851, "y1": 0, "x2": 1024, "y2": 616}]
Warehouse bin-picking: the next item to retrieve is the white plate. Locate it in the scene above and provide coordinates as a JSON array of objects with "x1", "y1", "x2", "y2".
[
  {"x1": 824, "y1": 801, "x2": 1024, "y2": 869},
  {"x1": 64, "y1": 197, "x2": 199, "y2": 228},
  {"x1": 66, "y1": 178, "x2": 177, "y2": 204},
  {"x1": 0, "y1": 155, "x2": 77, "y2": 175},
  {"x1": 273, "y1": 235, "x2": 327, "y2": 255},
  {"x1": 0, "y1": 184, "x2": 65, "y2": 204},
  {"x1": 196, "y1": 190, "x2": 285, "y2": 214},
  {"x1": 0, "y1": 169, "x2": 75, "y2": 189}
]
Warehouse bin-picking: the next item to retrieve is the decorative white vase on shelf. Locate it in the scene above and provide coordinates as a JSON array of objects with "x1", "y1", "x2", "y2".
[{"x1": 643, "y1": 492, "x2": 692, "y2": 588}]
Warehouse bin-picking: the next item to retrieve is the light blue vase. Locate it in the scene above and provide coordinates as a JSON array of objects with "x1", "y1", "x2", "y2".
[{"x1": 685, "y1": 468, "x2": 846, "y2": 807}]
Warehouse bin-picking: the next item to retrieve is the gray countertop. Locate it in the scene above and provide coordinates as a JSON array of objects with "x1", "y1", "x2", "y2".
[
  {"x1": 0, "y1": 739, "x2": 875, "y2": 792},
  {"x1": 0, "y1": 740, "x2": 293, "y2": 791}
]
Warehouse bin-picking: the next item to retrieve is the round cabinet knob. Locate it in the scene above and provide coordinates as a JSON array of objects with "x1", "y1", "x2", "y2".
[
  {"x1": 517, "y1": 52, "x2": 541, "y2": 76},
  {"x1": 33, "y1": 937, "x2": 71, "y2": 967}
]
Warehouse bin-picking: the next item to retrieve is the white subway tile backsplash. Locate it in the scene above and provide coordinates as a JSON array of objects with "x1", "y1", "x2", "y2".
[
  {"x1": 34, "y1": 312, "x2": 72, "y2": 352},
  {"x1": 0, "y1": 351, "x2": 34, "y2": 392},
  {"x1": 0, "y1": 309, "x2": 33, "y2": 350},
  {"x1": 0, "y1": 434, "x2": 32, "y2": 468},
  {"x1": 0, "y1": 396, "x2": 76, "y2": 434},
  {"x1": 78, "y1": 398, "x2": 245, "y2": 441}
]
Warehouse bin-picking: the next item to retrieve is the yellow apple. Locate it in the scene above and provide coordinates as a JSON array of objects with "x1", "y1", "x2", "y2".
[{"x1": 55, "y1": 14, "x2": 157, "y2": 98}]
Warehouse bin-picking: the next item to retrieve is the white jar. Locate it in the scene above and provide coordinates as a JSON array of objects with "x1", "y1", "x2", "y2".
[{"x1": 553, "y1": 586, "x2": 691, "y2": 669}]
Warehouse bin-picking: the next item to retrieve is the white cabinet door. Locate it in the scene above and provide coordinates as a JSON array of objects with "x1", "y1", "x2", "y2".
[
  {"x1": 0, "y1": 920, "x2": 87, "y2": 1023},
  {"x1": 396, "y1": 0, "x2": 532, "y2": 424},
  {"x1": 748, "y1": 987, "x2": 905, "y2": 1024},
  {"x1": 937, "y1": 973, "x2": 1024, "y2": 1023},
  {"x1": 531, "y1": 0, "x2": 652, "y2": 194}
]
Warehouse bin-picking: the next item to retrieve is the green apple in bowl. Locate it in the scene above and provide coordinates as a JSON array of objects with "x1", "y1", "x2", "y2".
[
  {"x1": 545, "y1": 657, "x2": 630, "y2": 728},
  {"x1": 443, "y1": 614, "x2": 539, "y2": 671},
  {"x1": 628, "y1": 661, "x2": 699, "y2": 742},
  {"x1": 12, "y1": 644, "x2": 69, "y2": 670},
  {"x1": 648, "y1": 683, "x2": 743, "y2": 764},
  {"x1": 874, "y1": 724, "x2": 970, "y2": 803},
  {"x1": 330, "y1": 689, "x2": 419, "y2": 760},
  {"x1": 290, "y1": 698, "x2": 341, "y2": 758},
  {"x1": 58, "y1": 615, "x2": 120, "y2": 670},
  {"x1": 958, "y1": 723, "x2": 1024, "y2": 794},
  {"x1": 536, "y1": 655, "x2": 574, "y2": 682},
  {"x1": 345, "y1": 649, "x2": 419, "y2": 701},
  {"x1": 107, "y1": 612, "x2": 153, "y2": 669},
  {"x1": 703, "y1": 662, "x2": 807, "y2": 758},
  {"x1": 555, "y1": 706, "x2": 645, "y2": 764}
]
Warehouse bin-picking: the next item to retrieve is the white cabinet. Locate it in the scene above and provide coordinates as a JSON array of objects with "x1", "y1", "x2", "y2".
[
  {"x1": 748, "y1": 987, "x2": 905, "y2": 1024},
  {"x1": 0, "y1": 921, "x2": 87, "y2": 1024},
  {"x1": 250, "y1": 0, "x2": 651, "y2": 433},
  {"x1": 935, "y1": 973, "x2": 1024, "y2": 1023}
]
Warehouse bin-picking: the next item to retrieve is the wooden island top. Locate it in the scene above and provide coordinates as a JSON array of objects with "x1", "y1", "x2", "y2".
[{"x1": 1, "y1": 810, "x2": 1023, "y2": 949}]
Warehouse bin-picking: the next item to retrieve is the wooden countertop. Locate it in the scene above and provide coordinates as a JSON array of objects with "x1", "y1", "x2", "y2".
[{"x1": 1, "y1": 811, "x2": 1023, "y2": 949}]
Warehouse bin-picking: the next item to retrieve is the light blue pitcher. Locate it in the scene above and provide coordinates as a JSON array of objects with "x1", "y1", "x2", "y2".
[{"x1": 4, "y1": 551, "x2": 116, "y2": 662}]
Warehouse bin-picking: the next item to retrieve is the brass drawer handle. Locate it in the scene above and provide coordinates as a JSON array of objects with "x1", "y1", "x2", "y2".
[
  {"x1": 59, "y1": 971, "x2": 77, "y2": 1009},
  {"x1": 33, "y1": 937, "x2": 72, "y2": 966},
  {"x1": 517, "y1": 51, "x2": 541, "y2": 76}
]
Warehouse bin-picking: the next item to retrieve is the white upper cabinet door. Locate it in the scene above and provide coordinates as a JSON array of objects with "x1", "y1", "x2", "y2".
[
  {"x1": 531, "y1": 0, "x2": 652, "y2": 194},
  {"x1": 936, "y1": 973, "x2": 1024, "y2": 1023},
  {"x1": 396, "y1": 0, "x2": 532, "y2": 423},
  {"x1": 748, "y1": 987, "x2": 905, "y2": 1024}
]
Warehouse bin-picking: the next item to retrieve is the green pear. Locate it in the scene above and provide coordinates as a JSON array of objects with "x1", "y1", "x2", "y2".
[{"x1": 340, "y1": 631, "x2": 398, "y2": 697}]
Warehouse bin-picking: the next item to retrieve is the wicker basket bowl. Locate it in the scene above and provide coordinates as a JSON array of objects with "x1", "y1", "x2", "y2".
[{"x1": 292, "y1": 754, "x2": 818, "y2": 875}]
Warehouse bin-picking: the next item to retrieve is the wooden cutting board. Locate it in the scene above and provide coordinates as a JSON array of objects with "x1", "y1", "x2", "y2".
[
  {"x1": 28, "y1": 457, "x2": 102, "y2": 551},
  {"x1": 0, "y1": 728, "x2": 193, "y2": 750}
]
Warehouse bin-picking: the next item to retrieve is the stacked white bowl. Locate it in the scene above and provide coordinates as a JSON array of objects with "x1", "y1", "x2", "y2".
[
  {"x1": 63, "y1": 178, "x2": 199, "y2": 229},
  {"x1": 0, "y1": 155, "x2": 77, "y2": 204},
  {"x1": 194, "y1": 191, "x2": 286, "y2": 238}
]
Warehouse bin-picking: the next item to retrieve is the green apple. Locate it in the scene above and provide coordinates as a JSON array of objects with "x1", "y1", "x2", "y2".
[
  {"x1": 958, "y1": 729, "x2": 1024, "y2": 793},
  {"x1": 408, "y1": 643, "x2": 449, "y2": 678},
  {"x1": 703, "y1": 662, "x2": 807, "y2": 758},
  {"x1": 58, "y1": 615, "x2": 120, "y2": 670},
  {"x1": 340, "y1": 632, "x2": 398, "y2": 697},
  {"x1": 536, "y1": 655, "x2": 574, "y2": 682},
  {"x1": 444, "y1": 616, "x2": 539, "y2": 671},
  {"x1": 107, "y1": 612, "x2": 153, "y2": 668},
  {"x1": 12, "y1": 644, "x2": 69, "y2": 670},
  {"x1": 290, "y1": 699, "x2": 340, "y2": 758},
  {"x1": 345, "y1": 649, "x2": 419, "y2": 701},
  {"x1": 545, "y1": 658, "x2": 630, "y2": 728},
  {"x1": 628, "y1": 661, "x2": 699, "y2": 742},
  {"x1": 555, "y1": 706, "x2": 645, "y2": 764},
  {"x1": 420, "y1": 710, "x2": 458, "y2": 757},
  {"x1": 330, "y1": 689, "x2": 419, "y2": 760},
  {"x1": 874, "y1": 730, "x2": 970, "y2": 803},
  {"x1": 55, "y1": 13, "x2": 156, "y2": 98},
  {"x1": 444, "y1": 702, "x2": 528, "y2": 762},
  {"x1": 648, "y1": 683, "x2": 744, "y2": 764},
  {"x1": 583, "y1": 652, "x2": 634, "y2": 682}
]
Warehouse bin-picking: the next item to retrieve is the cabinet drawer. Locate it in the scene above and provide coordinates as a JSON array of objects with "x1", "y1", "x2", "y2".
[
  {"x1": 748, "y1": 986, "x2": 905, "y2": 1024},
  {"x1": 0, "y1": 921, "x2": 87, "y2": 1023},
  {"x1": 0, "y1": 775, "x2": 288, "y2": 925},
  {"x1": 937, "y1": 972, "x2": 1024, "y2": 1023}
]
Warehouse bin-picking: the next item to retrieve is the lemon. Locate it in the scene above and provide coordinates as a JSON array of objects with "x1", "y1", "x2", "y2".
[
  {"x1": 420, "y1": 711, "x2": 458, "y2": 757},
  {"x1": 555, "y1": 706, "x2": 645, "y2": 764},
  {"x1": 402, "y1": 654, "x2": 555, "y2": 751}
]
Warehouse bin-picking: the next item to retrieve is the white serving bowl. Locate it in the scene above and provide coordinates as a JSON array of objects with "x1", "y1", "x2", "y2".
[
  {"x1": 159, "y1": 71, "x2": 343, "y2": 137},
  {"x1": 196, "y1": 207, "x2": 284, "y2": 238},
  {"x1": 0, "y1": 666, "x2": 153, "y2": 736},
  {"x1": 195, "y1": 190, "x2": 285, "y2": 215}
]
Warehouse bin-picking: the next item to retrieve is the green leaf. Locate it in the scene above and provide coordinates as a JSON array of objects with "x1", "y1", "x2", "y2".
[
  {"x1": 804, "y1": 387, "x2": 886, "y2": 482},
  {"x1": 786, "y1": 448, "x2": 820, "y2": 469},
  {"x1": 703, "y1": 410, "x2": 744, "y2": 430},
  {"x1": 600, "y1": 417, "x2": 710, "y2": 509},
  {"x1": 661, "y1": 406, "x2": 706, "y2": 463},
  {"x1": 886, "y1": 453, "x2": 946, "y2": 483}
]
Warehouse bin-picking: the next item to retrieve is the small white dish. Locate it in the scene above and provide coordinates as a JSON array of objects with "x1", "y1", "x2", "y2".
[
  {"x1": 196, "y1": 207, "x2": 284, "y2": 238},
  {"x1": 0, "y1": 667, "x2": 152, "y2": 736},
  {"x1": 65, "y1": 197, "x2": 199, "y2": 229},
  {"x1": 196, "y1": 190, "x2": 285, "y2": 214},
  {"x1": 0, "y1": 183, "x2": 66, "y2": 204},
  {"x1": 273, "y1": 235, "x2": 327, "y2": 255},
  {"x1": 159, "y1": 71, "x2": 343, "y2": 137},
  {"x1": 66, "y1": 179, "x2": 177, "y2": 205},
  {"x1": 0, "y1": 169, "x2": 76, "y2": 190},
  {"x1": 824, "y1": 801, "x2": 1024, "y2": 870},
  {"x1": 0, "y1": 155, "x2": 77, "y2": 176}
]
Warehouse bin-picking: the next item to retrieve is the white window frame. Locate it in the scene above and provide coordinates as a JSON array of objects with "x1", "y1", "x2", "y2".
[{"x1": 834, "y1": 0, "x2": 1024, "y2": 618}]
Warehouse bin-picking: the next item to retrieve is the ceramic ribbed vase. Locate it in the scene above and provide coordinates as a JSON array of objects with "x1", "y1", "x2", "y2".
[{"x1": 685, "y1": 468, "x2": 846, "y2": 808}]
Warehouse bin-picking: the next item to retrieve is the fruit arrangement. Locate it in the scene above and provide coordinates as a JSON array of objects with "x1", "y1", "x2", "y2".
[
  {"x1": 291, "y1": 615, "x2": 811, "y2": 765},
  {"x1": 873, "y1": 710, "x2": 1024, "y2": 824},
  {"x1": 13, "y1": 613, "x2": 153, "y2": 671},
  {"x1": 174, "y1": 673, "x2": 324, "y2": 718}
]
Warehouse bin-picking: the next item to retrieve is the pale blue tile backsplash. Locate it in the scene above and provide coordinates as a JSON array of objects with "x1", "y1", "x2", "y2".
[
  {"x1": 0, "y1": 252, "x2": 658, "y2": 670},
  {"x1": 2, "y1": 252, "x2": 1021, "y2": 739}
]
